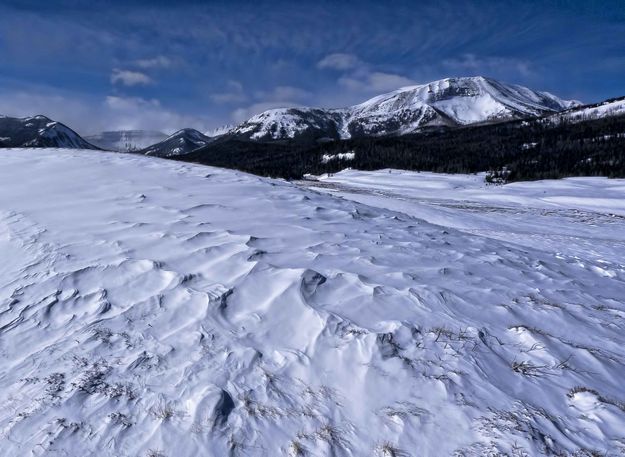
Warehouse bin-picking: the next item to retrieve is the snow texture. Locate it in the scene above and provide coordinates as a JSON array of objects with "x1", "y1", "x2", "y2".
[{"x1": 0, "y1": 150, "x2": 624, "y2": 456}]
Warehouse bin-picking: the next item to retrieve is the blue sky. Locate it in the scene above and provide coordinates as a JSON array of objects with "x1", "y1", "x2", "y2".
[{"x1": 0, "y1": 0, "x2": 623, "y2": 134}]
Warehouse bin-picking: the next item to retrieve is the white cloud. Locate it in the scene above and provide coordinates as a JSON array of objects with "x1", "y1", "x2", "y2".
[
  {"x1": 0, "y1": 89, "x2": 212, "y2": 135},
  {"x1": 317, "y1": 53, "x2": 416, "y2": 97},
  {"x1": 110, "y1": 69, "x2": 153, "y2": 86},
  {"x1": 317, "y1": 53, "x2": 363, "y2": 71},
  {"x1": 135, "y1": 56, "x2": 172, "y2": 69},
  {"x1": 0, "y1": 92, "x2": 95, "y2": 129},
  {"x1": 339, "y1": 71, "x2": 416, "y2": 93},
  {"x1": 226, "y1": 84, "x2": 311, "y2": 123},
  {"x1": 103, "y1": 96, "x2": 210, "y2": 133}
]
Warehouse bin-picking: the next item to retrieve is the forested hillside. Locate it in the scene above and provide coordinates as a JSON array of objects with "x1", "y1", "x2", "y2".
[{"x1": 181, "y1": 114, "x2": 625, "y2": 182}]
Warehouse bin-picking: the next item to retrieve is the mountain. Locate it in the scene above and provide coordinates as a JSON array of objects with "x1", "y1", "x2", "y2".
[
  {"x1": 183, "y1": 98, "x2": 625, "y2": 181},
  {"x1": 551, "y1": 96, "x2": 625, "y2": 123},
  {"x1": 224, "y1": 77, "x2": 580, "y2": 143},
  {"x1": 136, "y1": 128, "x2": 212, "y2": 157},
  {"x1": 85, "y1": 130, "x2": 168, "y2": 152},
  {"x1": 0, "y1": 115, "x2": 98, "y2": 149}
]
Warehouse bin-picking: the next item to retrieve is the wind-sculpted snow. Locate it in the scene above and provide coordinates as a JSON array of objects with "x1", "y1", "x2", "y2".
[{"x1": 0, "y1": 150, "x2": 624, "y2": 456}]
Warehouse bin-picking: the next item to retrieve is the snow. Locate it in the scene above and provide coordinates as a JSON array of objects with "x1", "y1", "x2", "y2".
[
  {"x1": 309, "y1": 169, "x2": 625, "y2": 264},
  {"x1": 1, "y1": 149, "x2": 625, "y2": 456},
  {"x1": 229, "y1": 77, "x2": 578, "y2": 141},
  {"x1": 345, "y1": 77, "x2": 577, "y2": 131},
  {"x1": 557, "y1": 98, "x2": 625, "y2": 122},
  {"x1": 141, "y1": 129, "x2": 211, "y2": 157},
  {"x1": 205, "y1": 124, "x2": 235, "y2": 138},
  {"x1": 320, "y1": 152, "x2": 355, "y2": 164},
  {"x1": 237, "y1": 108, "x2": 328, "y2": 140}
]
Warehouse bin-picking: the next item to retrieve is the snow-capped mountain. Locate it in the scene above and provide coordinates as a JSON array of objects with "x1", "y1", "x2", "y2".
[
  {"x1": 226, "y1": 77, "x2": 580, "y2": 142},
  {"x1": 137, "y1": 128, "x2": 212, "y2": 157},
  {"x1": 85, "y1": 130, "x2": 168, "y2": 152},
  {"x1": 0, "y1": 115, "x2": 98, "y2": 149}
]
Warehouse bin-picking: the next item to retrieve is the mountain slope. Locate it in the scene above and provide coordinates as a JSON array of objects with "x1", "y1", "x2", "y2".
[
  {"x1": 85, "y1": 130, "x2": 168, "y2": 152},
  {"x1": 0, "y1": 115, "x2": 98, "y2": 149},
  {"x1": 0, "y1": 148, "x2": 624, "y2": 456},
  {"x1": 225, "y1": 76, "x2": 580, "y2": 142},
  {"x1": 550, "y1": 96, "x2": 625, "y2": 123},
  {"x1": 136, "y1": 128, "x2": 212, "y2": 157}
]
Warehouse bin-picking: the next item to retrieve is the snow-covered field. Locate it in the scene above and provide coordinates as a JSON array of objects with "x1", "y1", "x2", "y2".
[
  {"x1": 1, "y1": 150, "x2": 625, "y2": 456},
  {"x1": 307, "y1": 169, "x2": 625, "y2": 266}
]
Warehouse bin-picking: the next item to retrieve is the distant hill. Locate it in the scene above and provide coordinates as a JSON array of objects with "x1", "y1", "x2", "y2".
[
  {"x1": 0, "y1": 115, "x2": 98, "y2": 149},
  {"x1": 136, "y1": 128, "x2": 212, "y2": 157}
]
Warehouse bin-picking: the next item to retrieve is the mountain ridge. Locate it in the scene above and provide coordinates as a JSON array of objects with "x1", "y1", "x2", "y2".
[{"x1": 224, "y1": 76, "x2": 581, "y2": 143}]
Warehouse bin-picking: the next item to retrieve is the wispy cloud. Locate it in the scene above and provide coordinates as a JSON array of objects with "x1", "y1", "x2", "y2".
[
  {"x1": 228, "y1": 84, "x2": 312, "y2": 122},
  {"x1": 110, "y1": 69, "x2": 153, "y2": 86},
  {"x1": 134, "y1": 55, "x2": 172, "y2": 69},
  {"x1": 210, "y1": 80, "x2": 247, "y2": 104},
  {"x1": 0, "y1": 88, "x2": 212, "y2": 135},
  {"x1": 317, "y1": 53, "x2": 363, "y2": 71},
  {"x1": 339, "y1": 72, "x2": 416, "y2": 93},
  {"x1": 103, "y1": 95, "x2": 210, "y2": 133},
  {"x1": 318, "y1": 52, "x2": 416, "y2": 96},
  {"x1": 442, "y1": 53, "x2": 534, "y2": 77},
  {"x1": 1, "y1": 0, "x2": 621, "y2": 130},
  {"x1": 254, "y1": 86, "x2": 311, "y2": 102}
]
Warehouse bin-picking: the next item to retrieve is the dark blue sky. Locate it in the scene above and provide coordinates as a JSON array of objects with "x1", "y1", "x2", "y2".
[{"x1": 0, "y1": 0, "x2": 623, "y2": 134}]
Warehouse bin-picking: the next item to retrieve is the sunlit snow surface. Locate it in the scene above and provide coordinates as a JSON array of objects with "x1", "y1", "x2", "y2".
[{"x1": 1, "y1": 150, "x2": 625, "y2": 456}]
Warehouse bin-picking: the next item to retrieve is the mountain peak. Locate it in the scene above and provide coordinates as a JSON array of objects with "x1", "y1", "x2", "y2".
[
  {"x1": 226, "y1": 77, "x2": 580, "y2": 142},
  {"x1": 138, "y1": 128, "x2": 212, "y2": 157},
  {"x1": 167, "y1": 128, "x2": 205, "y2": 139}
]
